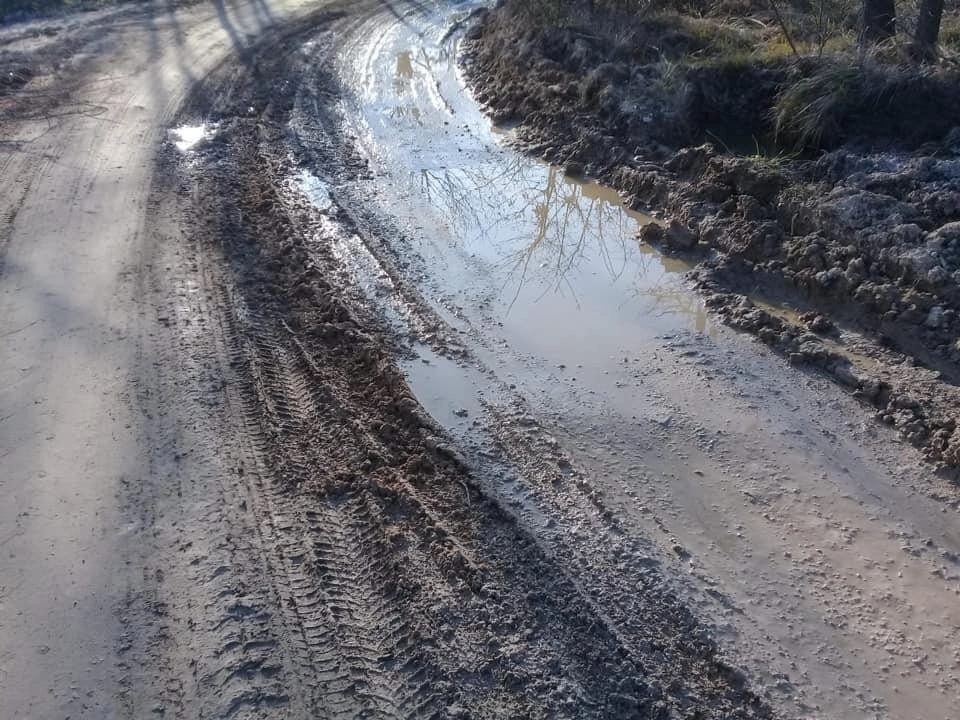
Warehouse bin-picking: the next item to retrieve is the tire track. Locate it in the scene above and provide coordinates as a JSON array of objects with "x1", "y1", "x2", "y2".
[
  {"x1": 218, "y1": 288, "x2": 446, "y2": 719},
  {"x1": 213, "y1": 285, "x2": 338, "y2": 718},
  {"x1": 307, "y1": 493, "x2": 440, "y2": 719},
  {"x1": 167, "y1": 4, "x2": 777, "y2": 718},
  {"x1": 130, "y1": 149, "x2": 312, "y2": 720}
]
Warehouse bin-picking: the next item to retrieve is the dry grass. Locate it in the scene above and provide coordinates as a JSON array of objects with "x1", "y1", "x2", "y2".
[
  {"x1": 773, "y1": 58, "x2": 960, "y2": 148},
  {"x1": 502, "y1": 0, "x2": 960, "y2": 152}
]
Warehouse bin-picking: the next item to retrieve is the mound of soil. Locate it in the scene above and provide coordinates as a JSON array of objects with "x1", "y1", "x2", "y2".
[{"x1": 462, "y1": 1, "x2": 960, "y2": 469}]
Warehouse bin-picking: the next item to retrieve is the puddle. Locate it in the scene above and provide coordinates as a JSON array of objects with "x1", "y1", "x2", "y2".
[
  {"x1": 295, "y1": 169, "x2": 333, "y2": 212},
  {"x1": 169, "y1": 123, "x2": 217, "y2": 152},
  {"x1": 310, "y1": 3, "x2": 714, "y2": 419},
  {"x1": 388, "y1": 148, "x2": 712, "y2": 354},
  {"x1": 401, "y1": 346, "x2": 556, "y2": 531},
  {"x1": 752, "y1": 297, "x2": 805, "y2": 326},
  {"x1": 332, "y1": 9, "x2": 711, "y2": 343},
  {"x1": 319, "y1": 215, "x2": 417, "y2": 334},
  {"x1": 753, "y1": 297, "x2": 886, "y2": 372},
  {"x1": 395, "y1": 51, "x2": 414, "y2": 82},
  {"x1": 403, "y1": 350, "x2": 488, "y2": 427},
  {"x1": 414, "y1": 159, "x2": 694, "y2": 316}
]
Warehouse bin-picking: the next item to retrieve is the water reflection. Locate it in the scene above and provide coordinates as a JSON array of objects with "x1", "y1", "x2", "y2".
[
  {"x1": 344, "y1": 14, "x2": 710, "y2": 334},
  {"x1": 415, "y1": 155, "x2": 706, "y2": 329},
  {"x1": 635, "y1": 241, "x2": 708, "y2": 332},
  {"x1": 389, "y1": 105, "x2": 422, "y2": 121},
  {"x1": 295, "y1": 169, "x2": 333, "y2": 212},
  {"x1": 170, "y1": 123, "x2": 217, "y2": 152},
  {"x1": 391, "y1": 50, "x2": 427, "y2": 123},
  {"x1": 388, "y1": 47, "x2": 455, "y2": 118},
  {"x1": 395, "y1": 51, "x2": 414, "y2": 81}
]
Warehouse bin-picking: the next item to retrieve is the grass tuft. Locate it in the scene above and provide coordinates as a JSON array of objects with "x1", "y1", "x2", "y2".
[
  {"x1": 773, "y1": 59, "x2": 960, "y2": 149},
  {"x1": 774, "y1": 64, "x2": 861, "y2": 148}
]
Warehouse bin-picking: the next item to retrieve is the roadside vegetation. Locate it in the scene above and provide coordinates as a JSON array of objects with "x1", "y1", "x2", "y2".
[{"x1": 493, "y1": 0, "x2": 960, "y2": 152}]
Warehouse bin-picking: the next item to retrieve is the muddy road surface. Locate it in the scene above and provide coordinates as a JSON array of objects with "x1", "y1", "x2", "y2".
[{"x1": 1, "y1": 1, "x2": 959, "y2": 718}]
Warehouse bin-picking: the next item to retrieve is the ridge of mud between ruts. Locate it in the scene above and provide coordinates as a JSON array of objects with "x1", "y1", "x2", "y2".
[
  {"x1": 154, "y1": 3, "x2": 774, "y2": 718},
  {"x1": 461, "y1": 4, "x2": 960, "y2": 475}
]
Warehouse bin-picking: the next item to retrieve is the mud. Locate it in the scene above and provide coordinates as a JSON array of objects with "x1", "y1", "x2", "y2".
[
  {"x1": 6, "y1": 1, "x2": 960, "y2": 719},
  {"x1": 462, "y1": 0, "x2": 960, "y2": 470},
  {"x1": 162, "y1": 6, "x2": 772, "y2": 717}
]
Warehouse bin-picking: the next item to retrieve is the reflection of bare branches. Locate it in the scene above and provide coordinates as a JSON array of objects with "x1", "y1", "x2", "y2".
[
  {"x1": 415, "y1": 156, "x2": 662, "y2": 310},
  {"x1": 392, "y1": 46, "x2": 453, "y2": 117},
  {"x1": 369, "y1": 7, "x2": 706, "y2": 329}
]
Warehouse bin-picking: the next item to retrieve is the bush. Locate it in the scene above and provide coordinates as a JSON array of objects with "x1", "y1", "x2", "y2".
[{"x1": 773, "y1": 60, "x2": 960, "y2": 149}]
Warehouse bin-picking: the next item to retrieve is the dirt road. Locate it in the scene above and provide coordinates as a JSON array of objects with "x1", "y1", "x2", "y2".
[
  {"x1": 0, "y1": 2, "x2": 328, "y2": 716},
  {"x1": 1, "y1": 1, "x2": 959, "y2": 718}
]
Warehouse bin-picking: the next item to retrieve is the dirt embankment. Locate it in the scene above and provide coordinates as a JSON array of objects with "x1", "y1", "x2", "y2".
[{"x1": 463, "y1": 0, "x2": 960, "y2": 470}]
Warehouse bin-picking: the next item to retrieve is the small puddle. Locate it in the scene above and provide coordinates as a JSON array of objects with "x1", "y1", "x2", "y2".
[
  {"x1": 169, "y1": 123, "x2": 217, "y2": 152},
  {"x1": 752, "y1": 297, "x2": 805, "y2": 326},
  {"x1": 290, "y1": 176, "x2": 437, "y2": 341},
  {"x1": 753, "y1": 297, "x2": 885, "y2": 372},
  {"x1": 403, "y1": 350, "x2": 488, "y2": 427},
  {"x1": 295, "y1": 169, "x2": 333, "y2": 212},
  {"x1": 395, "y1": 51, "x2": 415, "y2": 82}
]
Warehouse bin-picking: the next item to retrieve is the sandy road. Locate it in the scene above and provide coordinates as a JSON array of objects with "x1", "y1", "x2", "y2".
[{"x1": 0, "y1": 2, "x2": 325, "y2": 716}]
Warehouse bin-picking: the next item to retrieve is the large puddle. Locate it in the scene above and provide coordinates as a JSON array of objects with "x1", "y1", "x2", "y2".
[
  {"x1": 334, "y1": 4, "x2": 708, "y2": 346},
  {"x1": 293, "y1": 1, "x2": 712, "y2": 423}
]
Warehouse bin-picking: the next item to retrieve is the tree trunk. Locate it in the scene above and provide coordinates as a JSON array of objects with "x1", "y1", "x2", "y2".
[
  {"x1": 862, "y1": 0, "x2": 896, "y2": 44},
  {"x1": 913, "y1": 0, "x2": 945, "y2": 60}
]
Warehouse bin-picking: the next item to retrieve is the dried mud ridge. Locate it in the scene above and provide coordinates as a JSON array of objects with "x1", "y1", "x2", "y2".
[
  {"x1": 159, "y1": 5, "x2": 774, "y2": 718},
  {"x1": 463, "y1": 3, "x2": 960, "y2": 472}
]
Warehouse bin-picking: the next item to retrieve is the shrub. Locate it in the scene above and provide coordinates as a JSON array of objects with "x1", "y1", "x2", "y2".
[{"x1": 773, "y1": 60, "x2": 960, "y2": 149}]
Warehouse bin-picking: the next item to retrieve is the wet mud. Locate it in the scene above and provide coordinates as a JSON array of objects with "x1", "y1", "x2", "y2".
[
  {"x1": 161, "y1": 3, "x2": 773, "y2": 717},
  {"x1": 462, "y1": 0, "x2": 960, "y2": 472}
]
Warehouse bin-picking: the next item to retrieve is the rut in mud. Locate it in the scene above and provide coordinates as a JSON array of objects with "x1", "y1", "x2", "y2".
[{"x1": 157, "y1": 4, "x2": 771, "y2": 718}]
